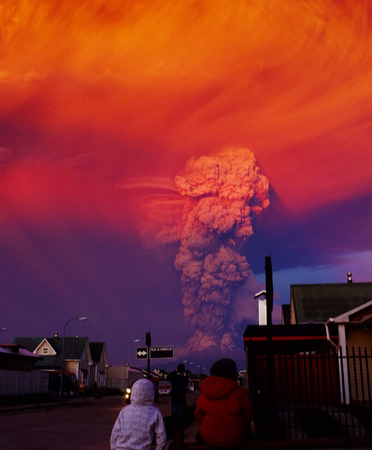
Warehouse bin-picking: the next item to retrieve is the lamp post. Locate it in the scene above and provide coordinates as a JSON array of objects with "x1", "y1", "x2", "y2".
[
  {"x1": 0, "y1": 327, "x2": 6, "y2": 332},
  {"x1": 60, "y1": 316, "x2": 88, "y2": 400},
  {"x1": 124, "y1": 339, "x2": 140, "y2": 396}
]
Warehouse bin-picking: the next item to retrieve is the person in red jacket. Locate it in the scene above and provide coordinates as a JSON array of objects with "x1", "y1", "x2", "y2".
[{"x1": 194, "y1": 358, "x2": 253, "y2": 448}]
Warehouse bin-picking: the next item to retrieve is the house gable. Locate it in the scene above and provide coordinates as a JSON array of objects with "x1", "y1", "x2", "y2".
[
  {"x1": 33, "y1": 338, "x2": 57, "y2": 356},
  {"x1": 13, "y1": 336, "x2": 92, "y2": 370},
  {"x1": 89, "y1": 342, "x2": 108, "y2": 367},
  {"x1": 334, "y1": 299, "x2": 372, "y2": 324},
  {"x1": 89, "y1": 342, "x2": 103, "y2": 364}
]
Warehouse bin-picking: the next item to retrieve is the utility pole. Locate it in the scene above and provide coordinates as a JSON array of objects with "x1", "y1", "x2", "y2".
[
  {"x1": 265, "y1": 255, "x2": 275, "y2": 439},
  {"x1": 265, "y1": 255, "x2": 273, "y2": 327},
  {"x1": 146, "y1": 332, "x2": 151, "y2": 379}
]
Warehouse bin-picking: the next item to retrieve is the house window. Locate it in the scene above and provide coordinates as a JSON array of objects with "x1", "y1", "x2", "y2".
[{"x1": 42, "y1": 347, "x2": 49, "y2": 354}]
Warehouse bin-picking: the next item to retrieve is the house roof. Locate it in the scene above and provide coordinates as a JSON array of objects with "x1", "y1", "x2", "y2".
[
  {"x1": 0, "y1": 344, "x2": 42, "y2": 371},
  {"x1": 243, "y1": 323, "x2": 339, "y2": 354},
  {"x1": 333, "y1": 299, "x2": 372, "y2": 324},
  {"x1": 244, "y1": 323, "x2": 338, "y2": 341},
  {"x1": 290, "y1": 282, "x2": 372, "y2": 323},
  {"x1": 13, "y1": 336, "x2": 89, "y2": 369},
  {"x1": 1, "y1": 344, "x2": 43, "y2": 359}
]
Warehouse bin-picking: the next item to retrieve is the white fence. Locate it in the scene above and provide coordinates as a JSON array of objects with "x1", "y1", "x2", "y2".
[{"x1": 0, "y1": 370, "x2": 49, "y2": 396}]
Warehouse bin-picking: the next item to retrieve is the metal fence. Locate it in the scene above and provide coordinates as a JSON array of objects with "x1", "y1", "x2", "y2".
[
  {"x1": 250, "y1": 347, "x2": 372, "y2": 440},
  {"x1": 0, "y1": 370, "x2": 49, "y2": 396}
]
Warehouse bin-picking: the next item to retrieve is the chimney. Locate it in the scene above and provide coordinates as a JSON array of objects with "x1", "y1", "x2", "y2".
[
  {"x1": 347, "y1": 272, "x2": 353, "y2": 283},
  {"x1": 255, "y1": 290, "x2": 267, "y2": 325},
  {"x1": 258, "y1": 298, "x2": 267, "y2": 326}
]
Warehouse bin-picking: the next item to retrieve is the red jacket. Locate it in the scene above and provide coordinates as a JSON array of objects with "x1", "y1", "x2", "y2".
[{"x1": 195, "y1": 375, "x2": 253, "y2": 447}]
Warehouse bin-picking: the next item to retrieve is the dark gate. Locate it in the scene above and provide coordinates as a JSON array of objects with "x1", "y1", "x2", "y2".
[{"x1": 248, "y1": 347, "x2": 372, "y2": 440}]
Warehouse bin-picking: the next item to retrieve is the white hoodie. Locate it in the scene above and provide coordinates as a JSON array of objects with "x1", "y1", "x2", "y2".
[{"x1": 110, "y1": 378, "x2": 167, "y2": 450}]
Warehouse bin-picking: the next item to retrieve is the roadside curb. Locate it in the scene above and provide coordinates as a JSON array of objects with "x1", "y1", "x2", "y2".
[{"x1": 0, "y1": 398, "x2": 90, "y2": 415}]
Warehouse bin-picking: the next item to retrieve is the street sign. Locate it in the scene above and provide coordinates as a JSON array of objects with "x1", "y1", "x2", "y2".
[
  {"x1": 136, "y1": 346, "x2": 174, "y2": 359},
  {"x1": 136, "y1": 347, "x2": 148, "y2": 359},
  {"x1": 150, "y1": 346, "x2": 174, "y2": 359}
]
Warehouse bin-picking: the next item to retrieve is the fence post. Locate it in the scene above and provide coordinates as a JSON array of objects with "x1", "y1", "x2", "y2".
[{"x1": 339, "y1": 344, "x2": 350, "y2": 405}]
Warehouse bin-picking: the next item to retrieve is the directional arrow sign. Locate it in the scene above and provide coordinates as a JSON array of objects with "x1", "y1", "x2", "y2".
[{"x1": 136, "y1": 347, "x2": 148, "y2": 359}]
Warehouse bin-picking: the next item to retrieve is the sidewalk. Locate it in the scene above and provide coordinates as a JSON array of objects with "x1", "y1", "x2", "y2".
[
  {"x1": 165, "y1": 416, "x2": 372, "y2": 450},
  {"x1": 0, "y1": 396, "x2": 89, "y2": 415},
  {"x1": 164, "y1": 418, "x2": 199, "y2": 450},
  {"x1": 163, "y1": 392, "x2": 372, "y2": 450}
]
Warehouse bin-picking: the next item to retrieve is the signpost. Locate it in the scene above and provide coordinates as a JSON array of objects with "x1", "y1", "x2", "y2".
[{"x1": 136, "y1": 332, "x2": 174, "y2": 379}]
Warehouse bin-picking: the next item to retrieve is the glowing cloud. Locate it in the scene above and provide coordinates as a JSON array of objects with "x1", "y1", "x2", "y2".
[
  {"x1": 1, "y1": 0, "x2": 372, "y2": 218},
  {"x1": 139, "y1": 147, "x2": 269, "y2": 351}
]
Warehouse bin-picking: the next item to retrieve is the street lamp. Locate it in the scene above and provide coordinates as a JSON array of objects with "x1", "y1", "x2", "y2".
[
  {"x1": 60, "y1": 317, "x2": 88, "y2": 400},
  {"x1": 124, "y1": 339, "x2": 140, "y2": 396},
  {"x1": 0, "y1": 327, "x2": 6, "y2": 332}
]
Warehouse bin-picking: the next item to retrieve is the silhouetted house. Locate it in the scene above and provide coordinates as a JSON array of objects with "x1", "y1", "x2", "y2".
[
  {"x1": 89, "y1": 342, "x2": 109, "y2": 387},
  {"x1": 244, "y1": 281, "x2": 372, "y2": 406},
  {"x1": 289, "y1": 283, "x2": 372, "y2": 380}
]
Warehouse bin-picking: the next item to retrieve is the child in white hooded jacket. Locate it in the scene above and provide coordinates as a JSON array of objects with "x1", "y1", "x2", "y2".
[{"x1": 110, "y1": 378, "x2": 167, "y2": 450}]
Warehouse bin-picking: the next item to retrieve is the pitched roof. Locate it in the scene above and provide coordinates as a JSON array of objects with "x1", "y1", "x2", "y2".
[
  {"x1": 13, "y1": 336, "x2": 89, "y2": 369},
  {"x1": 89, "y1": 342, "x2": 104, "y2": 363},
  {"x1": 0, "y1": 344, "x2": 43, "y2": 371},
  {"x1": 0, "y1": 344, "x2": 43, "y2": 359},
  {"x1": 333, "y1": 299, "x2": 372, "y2": 324},
  {"x1": 291, "y1": 282, "x2": 372, "y2": 323}
]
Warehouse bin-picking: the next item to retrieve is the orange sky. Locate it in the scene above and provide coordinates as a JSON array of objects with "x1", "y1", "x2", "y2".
[
  {"x1": 1, "y1": 1, "x2": 372, "y2": 363},
  {"x1": 1, "y1": 0, "x2": 372, "y2": 221}
]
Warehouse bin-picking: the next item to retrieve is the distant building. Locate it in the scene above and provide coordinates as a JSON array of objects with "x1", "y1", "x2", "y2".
[
  {"x1": 288, "y1": 282, "x2": 372, "y2": 354},
  {"x1": 107, "y1": 365, "x2": 144, "y2": 391},
  {"x1": 89, "y1": 342, "x2": 109, "y2": 387},
  {"x1": 244, "y1": 280, "x2": 372, "y2": 407},
  {"x1": 289, "y1": 281, "x2": 372, "y2": 324},
  {"x1": 13, "y1": 335, "x2": 109, "y2": 389}
]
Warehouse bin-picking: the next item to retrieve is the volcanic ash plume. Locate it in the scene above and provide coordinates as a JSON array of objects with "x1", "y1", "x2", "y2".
[{"x1": 174, "y1": 147, "x2": 269, "y2": 352}]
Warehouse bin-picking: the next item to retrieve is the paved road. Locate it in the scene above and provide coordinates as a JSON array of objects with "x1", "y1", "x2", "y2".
[
  {"x1": 0, "y1": 392, "x2": 200, "y2": 450},
  {"x1": 1, "y1": 393, "x2": 369, "y2": 450},
  {"x1": 0, "y1": 396, "x2": 121, "y2": 450}
]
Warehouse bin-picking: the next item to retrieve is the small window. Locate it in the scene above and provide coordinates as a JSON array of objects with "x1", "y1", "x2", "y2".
[{"x1": 42, "y1": 347, "x2": 49, "y2": 354}]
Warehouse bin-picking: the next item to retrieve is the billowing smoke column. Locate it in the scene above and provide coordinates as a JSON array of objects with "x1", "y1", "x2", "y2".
[{"x1": 173, "y1": 147, "x2": 269, "y2": 352}]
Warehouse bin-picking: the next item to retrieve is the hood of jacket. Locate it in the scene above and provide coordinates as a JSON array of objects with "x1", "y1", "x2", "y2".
[
  {"x1": 130, "y1": 379, "x2": 155, "y2": 406},
  {"x1": 200, "y1": 375, "x2": 239, "y2": 401}
]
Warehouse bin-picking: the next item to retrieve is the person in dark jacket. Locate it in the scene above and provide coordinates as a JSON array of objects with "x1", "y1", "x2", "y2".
[
  {"x1": 194, "y1": 358, "x2": 253, "y2": 448},
  {"x1": 168, "y1": 363, "x2": 189, "y2": 450}
]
